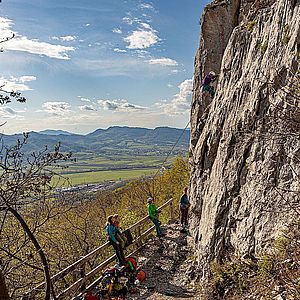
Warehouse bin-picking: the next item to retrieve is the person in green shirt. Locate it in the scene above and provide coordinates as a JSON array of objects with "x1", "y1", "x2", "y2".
[{"x1": 147, "y1": 197, "x2": 164, "y2": 237}]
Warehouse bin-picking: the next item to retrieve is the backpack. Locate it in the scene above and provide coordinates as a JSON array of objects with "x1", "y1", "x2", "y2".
[
  {"x1": 83, "y1": 292, "x2": 100, "y2": 300},
  {"x1": 122, "y1": 229, "x2": 133, "y2": 246},
  {"x1": 125, "y1": 257, "x2": 137, "y2": 271}
]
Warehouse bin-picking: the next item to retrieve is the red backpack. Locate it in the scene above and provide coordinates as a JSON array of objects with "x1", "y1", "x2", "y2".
[{"x1": 83, "y1": 291, "x2": 100, "y2": 300}]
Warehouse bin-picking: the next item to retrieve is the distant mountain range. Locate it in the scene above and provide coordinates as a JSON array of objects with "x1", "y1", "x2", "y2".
[
  {"x1": 39, "y1": 129, "x2": 73, "y2": 136},
  {"x1": 1, "y1": 126, "x2": 190, "y2": 156}
]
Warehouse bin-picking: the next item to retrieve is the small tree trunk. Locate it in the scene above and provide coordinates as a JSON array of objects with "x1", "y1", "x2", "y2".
[
  {"x1": 0, "y1": 269, "x2": 10, "y2": 300},
  {"x1": 7, "y1": 206, "x2": 51, "y2": 300}
]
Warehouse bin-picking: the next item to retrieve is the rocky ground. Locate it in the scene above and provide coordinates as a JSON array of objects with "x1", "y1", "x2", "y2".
[{"x1": 126, "y1": 222, "x2": 201, "y2": 300}]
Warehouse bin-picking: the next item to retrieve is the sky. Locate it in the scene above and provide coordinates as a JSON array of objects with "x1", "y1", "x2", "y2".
[{"x1": 0, "y1": 0, "x2": 210, "y2": 135}]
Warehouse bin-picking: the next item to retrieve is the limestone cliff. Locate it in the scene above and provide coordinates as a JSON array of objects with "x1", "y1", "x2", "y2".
[{"x1": 189, "y1": 0, "x2": 300, "y2": 271}]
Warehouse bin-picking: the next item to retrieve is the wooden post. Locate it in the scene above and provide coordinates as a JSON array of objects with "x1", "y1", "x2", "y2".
[
  {"x1": 80, "y1": 262, "x2": 86, "y2": 292},
  {"x1": 170, "y1": 200, "x2": 174, "y2": 221},
  {"x1": 28, "y1": 199, "x2": 174, "y2": 299},
  {"x1": 136, "y1": 225, "x2": 142, "y2": 248}
]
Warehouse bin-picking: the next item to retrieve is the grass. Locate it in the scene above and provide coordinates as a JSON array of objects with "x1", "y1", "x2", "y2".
[
  {"x1": 56, "y1": 168, "x2": 156, "y2": 186},
  {"x1": 53, "y1": 152, "x2": 179, "y2": 186},
  {"x1": 203, "y1": 222, "x2": 300, "y2": 299},
  {"x1": 59, "y1": 154, "x2": 166, "y2": 173}
]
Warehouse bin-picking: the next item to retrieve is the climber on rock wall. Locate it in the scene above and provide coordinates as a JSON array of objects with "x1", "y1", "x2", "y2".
[{"x1": 202, "y1": 71, "x2": 218, "y2": 97}]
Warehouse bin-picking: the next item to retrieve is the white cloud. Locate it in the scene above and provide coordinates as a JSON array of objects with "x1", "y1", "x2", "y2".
[
  {"x1": 42, "y1": 102, "x2": 71, "y2": 116},
  {"x1": 114, "y1": 48, "x2": 127, "y2": 53},
  {"x1": 6, "y1": 37, "x2": 75, "y2": 60},
  {"x1": 148, "y1": 57, "x2": 178, "y2": 66},
  {"x1": 0, "y1": 107, "x2": 18, "y2": 118},
  {"x1": 167, "y1": 83, "x2": 173, "y2": 88},
  {"x1": 112, "y1": 28, "x2": 122, "y2": 34},
  {"x1": 75, "y1": 58, "x2": 146, "y2": 76},
  {"x1": 79, "y1": 97, "x2": 91, "y2": 102},
  {"x1": 124, "y1": 29, "x2": 158, "y2": 49},
  {"x1": 139, "y1": 22, "x2": 152, "y2": 30},
  {"x1": 85, "y1": 23, "x2": 90, "y2": 27},
  {"x1": 122, "y1": 17, "x2": 141, "y2": 25},
  {"x1": 140, "y1": 3, "x2": 154, "y2": 10},
  {"x1": 19, "y1": 76, "x2": 37, "y2": 83},
  {"x1": 98, "y1": 99, "x2": 145, "y2": 112},
  {"x1": 0, "y1": 17, "x2": 74, "y2": 60},
  {"x1": 51, "y1": 36, "x2": 76, "y2": 42},
  {"x1": 135, "y1": 49, "x2": 149, "y2": 58},
  {"x1": 79, "y1": 104, "x2": 96, "y2": 111},
  {"x1": 0, "y1": 75, "x2": 36, "y2": 92},
  {"x1": 155, "y1": 79, "x2": 193, "y2": 116},
  {"x1": 124, "y1": 21, "x2": 159, "y2": 50},
  {"x1": 60, "y1": 35, "x2": 76, "y2": 42}
]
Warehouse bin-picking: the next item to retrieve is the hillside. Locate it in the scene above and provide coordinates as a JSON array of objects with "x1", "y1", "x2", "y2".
[{"x1": 1, "y1": 126, "x2": 189, "y2": 156}]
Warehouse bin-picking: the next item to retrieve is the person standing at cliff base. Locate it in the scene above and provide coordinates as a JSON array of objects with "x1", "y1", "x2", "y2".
[
  {"x1": 106, "y1": 215, "x2": 126, "y2": 266},
  {"x1": 202, "y1": 71, "x2": 218, "y2": 98},
  {"x1": 147, "y1": 197, "x2": 164, "y2": 237},
  {"x1": 179, "y1": 187, "x2": 189, "y2": 227}
]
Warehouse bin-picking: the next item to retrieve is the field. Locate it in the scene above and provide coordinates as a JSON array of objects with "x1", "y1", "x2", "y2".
[
  {"x1": 56, "y1": 153, "x2": 173, "y2": 186},
  {"x1": 63, "y1": 168, "x2": 156, "y2": 186}
]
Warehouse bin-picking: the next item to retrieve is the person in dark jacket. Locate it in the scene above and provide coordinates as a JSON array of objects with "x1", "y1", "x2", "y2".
[
  {"x1": 147, "y1": 197, "x2": 164, "y2": 237},
  {"x1": 106, "y1": 215, "x2": 126, "y2": 266},
  {"x1": 202, "y1": 71, "x2": 218, "y2": 97},
  {"x1": 179, "y1": 187, "x2": 189, "y2": 227}
]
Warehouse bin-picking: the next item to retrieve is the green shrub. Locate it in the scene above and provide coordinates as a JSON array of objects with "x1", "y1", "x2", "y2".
[
  {"x1": 257, "y1": 254, "x2": 274, "y2": 279},
  {"x1": 205, "y1": 223, "x2": 300, "y2": 299},
  {"x1": 246, "y1": 20, "x2": 256, "y2": 33},
  {"x1": 261, "y1": 39, "x2": 269, "y2": 55},
  {"x1": 255, "y1": 38, "x2": 269, "y2": 55},
  {"x1": 255, "y1": 40, "x2": 262, "y2": 51},
  {"x1": 282, "y1": 24, "x2": 291, "y2": 45},
  {"x1": 211, "y1": 259, "x2": 249, "y2": 297}
]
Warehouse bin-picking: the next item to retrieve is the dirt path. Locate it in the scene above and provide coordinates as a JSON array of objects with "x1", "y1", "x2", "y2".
[{"x1": 126, "y1": 222, "x2": 201, "y2": 300}]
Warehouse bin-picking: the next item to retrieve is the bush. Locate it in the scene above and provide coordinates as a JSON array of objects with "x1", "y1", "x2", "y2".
[
  {"x1": 246, "y1": 20, "x2": 256, "y2": 33},
  {"x1": 282, "y1": 24, "x2": 291, "y2": 45},
  {"x1": 204, "y1": 223, "x2": 300, "y2": 299}
]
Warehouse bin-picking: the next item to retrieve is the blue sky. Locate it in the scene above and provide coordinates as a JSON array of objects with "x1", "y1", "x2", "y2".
[{"x1": 0, "y1": 0, "x2": 209, "y2": 134}]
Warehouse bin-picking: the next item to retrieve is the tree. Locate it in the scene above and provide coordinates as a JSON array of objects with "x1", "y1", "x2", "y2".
[
  {"x1": 0, "y1": 27, "x2": 26, "y2": 112},
  {"x1": 0, "y1": 136, "x2": 72, "y2": 299},
  {"x1": 0, "y1": 31, "x2": 26, "y2": 298},
  {"x1": 0, "y1": 268, "x2": 9, "y2": 300}
]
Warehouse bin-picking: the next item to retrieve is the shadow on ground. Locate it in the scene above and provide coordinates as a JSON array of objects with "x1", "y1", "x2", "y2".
[{"x1": 127, "y1": 222, "x2": 197, "y2": 300}]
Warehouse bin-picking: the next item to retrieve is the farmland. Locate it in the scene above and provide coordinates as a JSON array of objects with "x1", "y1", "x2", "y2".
[
  {"x1": 56, "y1": 153, "x2": 177, "y2": 186},
  {"x1": 2, "y1": 126, "x2": 189, "y2": 186}
]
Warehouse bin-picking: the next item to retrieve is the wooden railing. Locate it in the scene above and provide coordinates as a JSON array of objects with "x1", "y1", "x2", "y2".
[{"x1": 24, "y1": 198, "x2": 176, "y2": 300}]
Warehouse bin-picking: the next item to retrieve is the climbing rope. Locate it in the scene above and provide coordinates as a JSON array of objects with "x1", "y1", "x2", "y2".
[{"x1": 150, "y1": 120, "x2": 190, "y2": 197}]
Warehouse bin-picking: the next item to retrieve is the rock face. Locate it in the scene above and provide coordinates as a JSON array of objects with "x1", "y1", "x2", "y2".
[{"x1": 189, "y1": 0, "x2": 300, "y2": 270}]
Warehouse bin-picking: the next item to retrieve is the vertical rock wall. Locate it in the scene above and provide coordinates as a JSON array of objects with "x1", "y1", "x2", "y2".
[{"x1": 190, "y1": 0, "x2": 300, "y2": 269}]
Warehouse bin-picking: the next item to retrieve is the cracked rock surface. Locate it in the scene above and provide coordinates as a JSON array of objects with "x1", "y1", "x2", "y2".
[{"x1": 189, "y1": 0, "x2": 300, "y2": 274}]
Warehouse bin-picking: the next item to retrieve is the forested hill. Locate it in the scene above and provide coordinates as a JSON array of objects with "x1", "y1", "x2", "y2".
[{"x1": 1, "y1": 126, "x2": 190, "y2": 155}]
